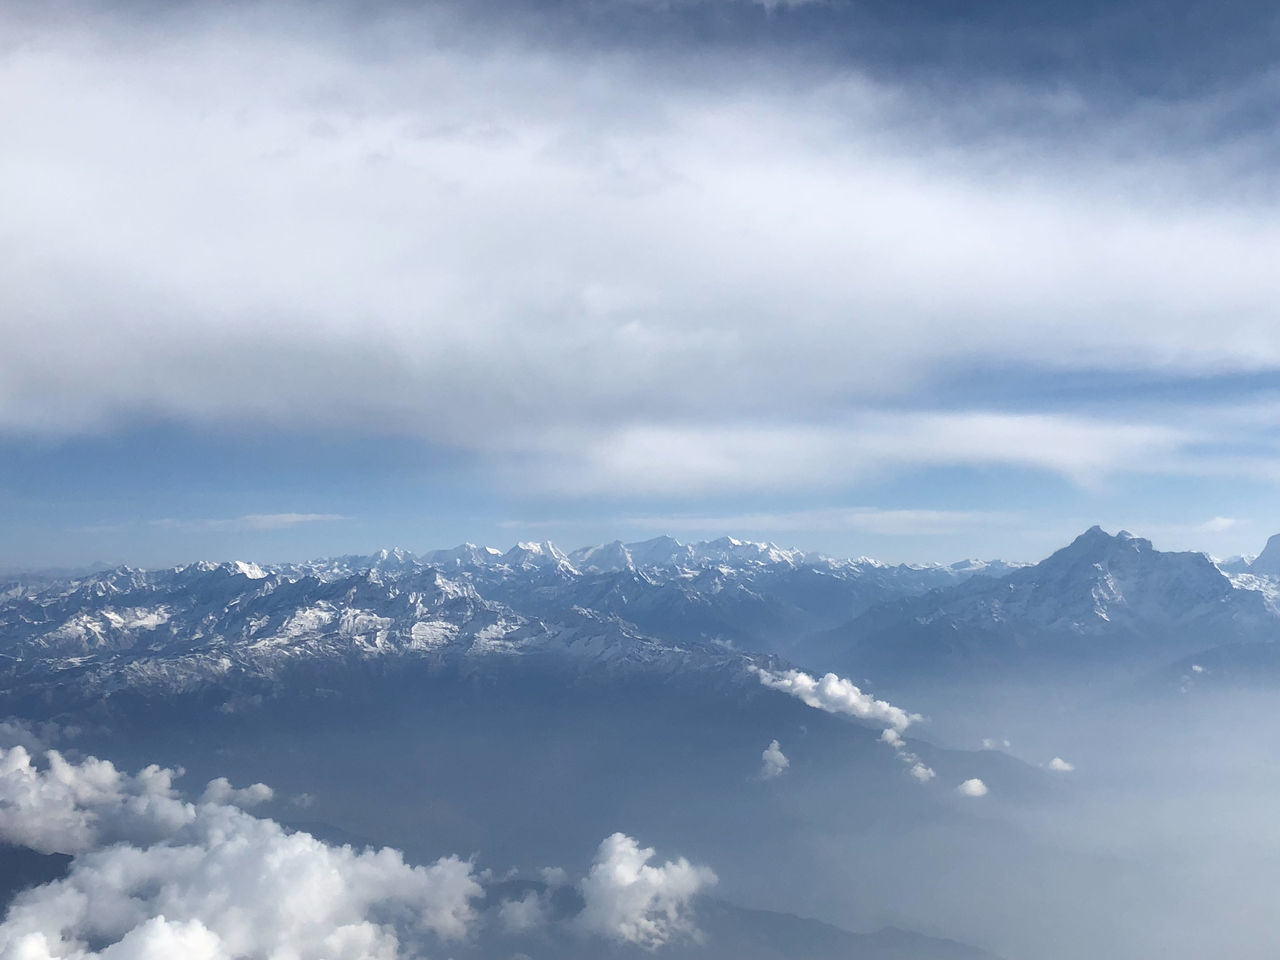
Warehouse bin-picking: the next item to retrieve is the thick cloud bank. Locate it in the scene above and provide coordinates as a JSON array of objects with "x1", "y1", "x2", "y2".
[
  {"x1": 577, "y1": 832, "x2": 718, "y2": 949},
  {"x1": 753, "y1": 667, "x2": 917, "y2": 732}
]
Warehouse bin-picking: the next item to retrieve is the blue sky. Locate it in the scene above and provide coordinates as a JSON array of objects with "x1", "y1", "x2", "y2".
[{"x1": 3, "y1": 0, "x2": 1280, "y2": 568}]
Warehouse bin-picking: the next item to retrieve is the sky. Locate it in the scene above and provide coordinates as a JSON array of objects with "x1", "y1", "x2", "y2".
[{"x1": 3, "y1": 0, "x2": 1280, "y2": 568}]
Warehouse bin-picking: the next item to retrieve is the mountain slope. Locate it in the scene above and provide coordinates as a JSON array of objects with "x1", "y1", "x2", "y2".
[{"x1": 824, "y1": 527, "x2": 1277, "y2": 680}]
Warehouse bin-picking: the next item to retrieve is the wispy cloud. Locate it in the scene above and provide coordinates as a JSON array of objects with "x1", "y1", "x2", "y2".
[
  {"x1": 150, "y1": 514, "x2": 351, "y2": 532},
  {"x1": 623, "y1": 507, "x2": 1018, "y2": 537}
]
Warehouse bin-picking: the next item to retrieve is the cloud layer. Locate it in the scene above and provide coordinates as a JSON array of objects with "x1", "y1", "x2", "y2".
[{"x1": 5, "y1": 1, "x2": 1280, "y2": 501}]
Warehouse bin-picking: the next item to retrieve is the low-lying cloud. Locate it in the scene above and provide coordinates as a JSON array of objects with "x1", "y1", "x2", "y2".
[
  {"x1": 0, "y1": 743, "x2": 721, "y2": 958},
  {"x1": 0, "y1": 746, "x2": 482, "y2": 959},
  {"x1": 577, "y1": 832, "x2": 718, "y2": 948},
  {"x1": 753, "y1": 667, "x2": 918, "y2": 732},
  {"x1": 760, "y1": 739, "x2": 790, "y2": 779}
]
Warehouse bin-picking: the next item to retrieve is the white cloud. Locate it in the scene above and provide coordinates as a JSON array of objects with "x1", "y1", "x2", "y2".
[
  {"x1": 499, "y1": 891, "x2": 548, "y2": 933},
  {"x1": 0, "y1": 746, "x2": 482, "y2": 959},
  {"x1": 957, "y1": 778, "x2": 989, "y2": 797},
  {"x1": 753, "y1": 667, "x2": 918, "y2": 732},
  {"x1": 760, "y1": 739, "x2": 790, "y2": 779},
  {"x1": 200, "y1": 777, "x2": 274, "y2": 807},
  {"x1": 541, "y1": 866, "x2": 569, "y2": 888},
  {"x1": 5, "y1": 3, "x2": 1280, "y2": 496},
  {"x1": 0, "y1": 745, "x2": 192, "y2": 855},
  {"x1": 623, "y1": 507, "x2": 1017, "y2": 536},
  {"x1": 150, "y1": 514, "x2": 350, "y2": 533},
  {"x1": 576, "y1": 833, "x2": 717, "y2": 948},
  {"x1": 0, "y1": 746, "x2": 731, "y2": 958},
  {"x1": 1047, "y1": 757, "x2": 1075, "y2": 772},
  {"x1": 909, "y1": 762, "x2": 936, "y2": 783}
]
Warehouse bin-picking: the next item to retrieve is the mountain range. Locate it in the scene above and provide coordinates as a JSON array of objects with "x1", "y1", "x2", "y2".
[{"x1": 0, "y1": 528, "x2": 1276, "y2": 707}]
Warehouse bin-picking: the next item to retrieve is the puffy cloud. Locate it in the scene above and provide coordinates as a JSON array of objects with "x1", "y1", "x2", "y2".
[
  {"x1": 1047, "y1": 757, "x2": 1075, "y2": 772},
  {"x1": 760, "y1": 739, "x2": 790, "y2": 779},
  {"x1": 576, "y1": 833, "x2": 717, "y2": 948},
  {"x1": 0, "y1": 746, "x2": 194, "y2": 855},
  {"x1": 0, "y1": 746, "x2": 483, "y2": 959},
  {"x1": 957, "y1": 778, "x2": 989, "y2": 797},
  {"x1": 199, "y1": 777, "x2": 273, "y2": 807},
  {"x1": 499, "y1": 891, "x2": 548, "y2": 933},
  {"x1": 0, "y1": 747, "x2": 730, "y2": 959},
  {"x1": 752, "y1": 667, "x2": 918, "y2": 732},
  {"x1": 541, "y1": 866, "x2": 569, "y2": 888},
  {"x1": 908, "y1": 762, "x2": 936, "y2": 783}
]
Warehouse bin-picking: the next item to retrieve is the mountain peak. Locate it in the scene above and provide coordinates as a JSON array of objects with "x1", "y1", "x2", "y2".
[{"x1": 1062, "y1": 525, "x2": 1151, "y2": 554}]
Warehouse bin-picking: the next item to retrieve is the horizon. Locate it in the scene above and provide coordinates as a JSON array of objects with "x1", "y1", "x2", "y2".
[{"x1": 4, "y1": 523, "x2": 1273, "y2": 576}]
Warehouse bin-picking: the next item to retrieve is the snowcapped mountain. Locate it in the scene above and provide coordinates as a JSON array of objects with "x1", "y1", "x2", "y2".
[
  {"x1": 830, "y1": 526, "x2": 1278, "y2": 680},
  {"x1": 3, "y1": 529, "x2": 1279, "y2": 705},
  {"x1": 0, "y1": 535, "x2": 1027, "y2": 702}
]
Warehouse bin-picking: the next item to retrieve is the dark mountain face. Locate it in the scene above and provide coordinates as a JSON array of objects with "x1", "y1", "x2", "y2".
[
  {"x1": 1248, "y1": 533, "x2": 1280, "y2": 576},
  {"x1": 814, "y1": 527, "x2": 1277, "y2": 682}
]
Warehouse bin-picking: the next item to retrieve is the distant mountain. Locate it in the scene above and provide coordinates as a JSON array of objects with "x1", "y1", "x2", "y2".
[
  {"x1": 0, "y1": 537, "x2": 1020, "y2": 705},
  {"x1": 1243, "y1": 533, "x2": 1280, "y2": 577},
  {"x1": 824, "y1": 527, "x2": 1278, "y2": 681},
  {"x1": 4, "y1": 529, "x2": 1277, "y2": 703},
  {"x1": 471, "y1": 882, "x2": 1003, "y2": 960}
]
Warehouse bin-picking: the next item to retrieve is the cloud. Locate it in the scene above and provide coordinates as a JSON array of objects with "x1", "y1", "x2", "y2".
[
  {"x1": 499, "y1": 891, "x2": 548, "y2": 933},
  {"x1": 520, "y1": 414, "x2": 1198, "y2": 496},
  {"x1": 5, "y1": 2, "x2": 1280, "y2": 499},
  {"x1": 760, "y1": 739, "x2": 790, "y2": 779},
  {"x1": 957, "y1": 778, "x2": 989, "y2": 797},
  {"x1": 0, "y1": 745, "x2": 192, "y2": 855},
  {"x1": 0, "y1": 746, "x2": 483, "y2": 959},
  {"x1": 1047, "y1": 757, "x2": 1075, "y2": 772},
  {"x1": 753, "y1": 667, "x2": 918, "y2": 732},
  {"x1": 576, "y1": 832, "x2": 717, "y2": 948},
  {"x1": 908, "y1": 762, "x2": 936, "y2": 783},
  {"x1": 150, "y1": 514, "x2": 350, "y2": 533},
  {"x1": 0, "y1": 746, "x2": 730, "y2": 958},
  {"x1": 623, "y1": 507, "x2": 1017, "y2": 537},
  {"x1": 199, "y1": 777, "x2": 274, "y2": 807}
]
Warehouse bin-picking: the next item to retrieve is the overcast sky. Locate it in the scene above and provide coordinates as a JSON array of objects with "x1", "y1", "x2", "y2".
[{"x1": 4, "y1": 0, "x2": 1280, "y2": 568}]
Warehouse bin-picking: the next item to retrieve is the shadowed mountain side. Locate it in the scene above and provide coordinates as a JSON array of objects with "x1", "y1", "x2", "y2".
[
  {"x1": 813, "y1": 528, "x2": 1277, "y2": 683},
  {"x1": 473, "y1": 881, "x2": 1004, "y2": 960}
]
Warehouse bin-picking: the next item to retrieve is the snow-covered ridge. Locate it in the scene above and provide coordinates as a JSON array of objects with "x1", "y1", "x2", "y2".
[
  {"x1": 4, "y1": 528, "x2": 1278, "y2": 702},
  {"x1": 0, "y1": 536, "x2": 1017, "y2": 702}
]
